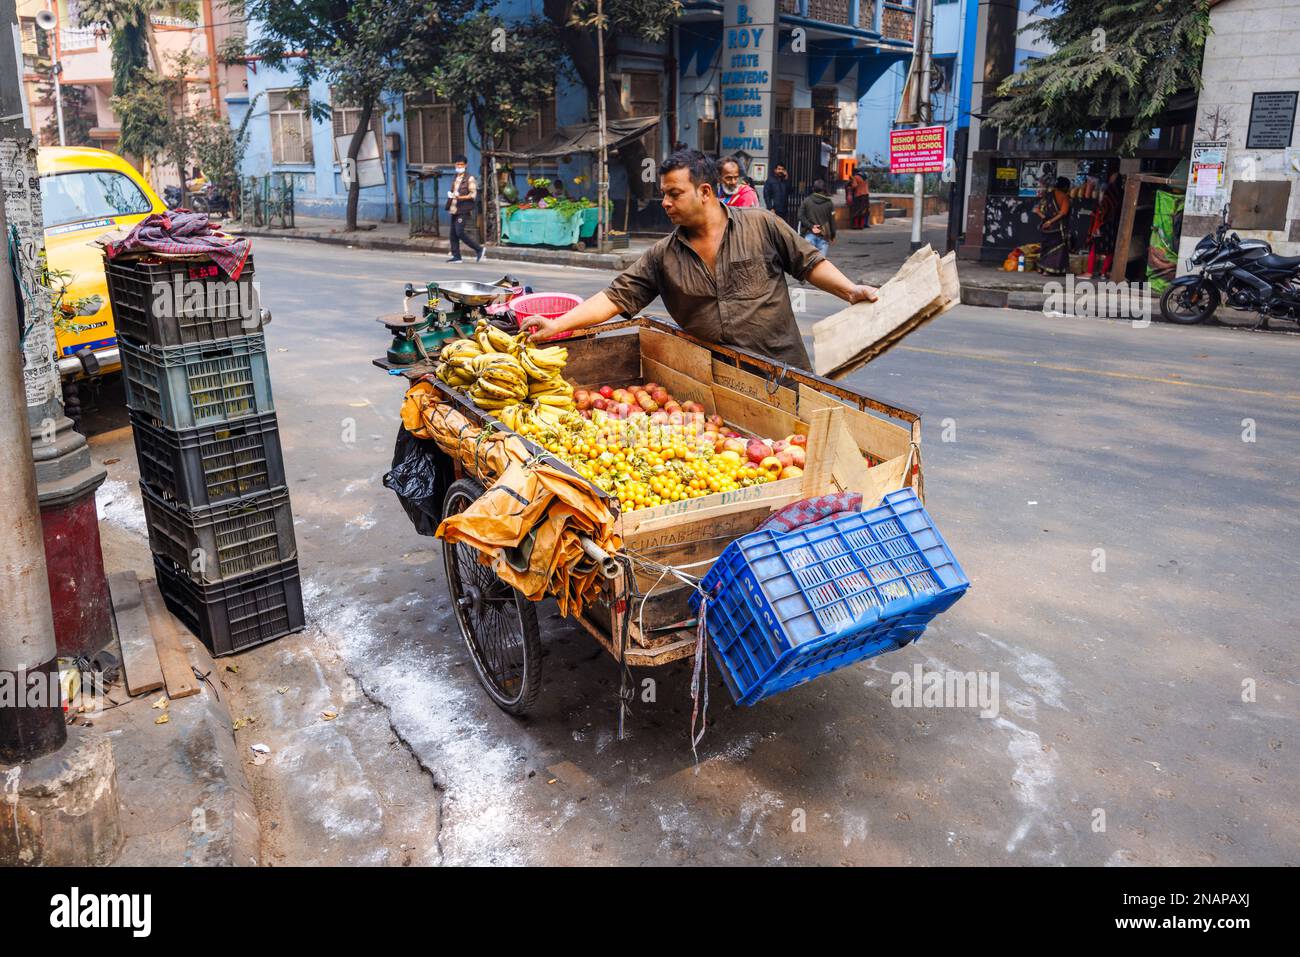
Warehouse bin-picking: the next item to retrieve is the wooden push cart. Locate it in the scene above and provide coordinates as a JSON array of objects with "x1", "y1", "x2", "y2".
[{"x1": 376, "y1": 317, "x2": 924, "y2": 715}]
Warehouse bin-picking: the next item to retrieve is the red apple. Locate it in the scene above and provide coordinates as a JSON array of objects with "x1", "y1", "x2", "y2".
[
  {"x1": 759, "y1": 456, "x2": 784, "y2": 476},
  {"x1": 787, "y1": 445, "x2": 806, "y2": 468},
  {"x1": 779, "y1": 465, "x2": 803, "y2": 480},
  {"x1": 747, "y1": 439, "x2": 773, "y2": 464},
  {"x1": 771, "y1": 439, "x2": 788, "y2": 455},
  {"x1": 643, "y1": 382, "x2": 659, "y2": 393},
  {"x1": 785, "y1": 433, "x2": 807, "y2": 447},
  {"x1": 723, "y1": 437, "x2": 747, "y2": 456},
  {"x1": 599, "y1": 385, "x2": 614, "y2": 399}
]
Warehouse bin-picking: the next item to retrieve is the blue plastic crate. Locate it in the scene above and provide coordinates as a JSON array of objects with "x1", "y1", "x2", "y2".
[{"x1": 690, "y1": 487, "x2": 970, "y2": 705}]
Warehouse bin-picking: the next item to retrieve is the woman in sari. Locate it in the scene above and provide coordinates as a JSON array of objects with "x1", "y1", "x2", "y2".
[{"x1": 1036, "y1": 176, "x2": 1072, "y2": 276}]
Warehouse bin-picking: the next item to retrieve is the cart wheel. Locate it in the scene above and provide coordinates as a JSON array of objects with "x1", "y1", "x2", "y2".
[{"x1": 441, "y1": 478, "x2": 542, "y2": 716}]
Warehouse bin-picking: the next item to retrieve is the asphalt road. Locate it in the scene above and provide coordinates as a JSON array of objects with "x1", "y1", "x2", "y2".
[{"x1": 89, "y1": 237, "x2": 1300, "y2": 866}]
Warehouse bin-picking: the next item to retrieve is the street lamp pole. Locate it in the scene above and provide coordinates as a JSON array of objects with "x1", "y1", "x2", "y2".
[
  {"x1": 910, "y1": 0, "x2": 933, "y2": 251},
  {"x1": 596, "y1": 0, "x2": 607, "y2": 251}
]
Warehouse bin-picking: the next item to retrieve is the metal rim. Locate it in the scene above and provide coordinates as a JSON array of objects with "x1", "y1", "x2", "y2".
[{"x1": 442, "y1": 485, "x2": 536, "y2": 712}]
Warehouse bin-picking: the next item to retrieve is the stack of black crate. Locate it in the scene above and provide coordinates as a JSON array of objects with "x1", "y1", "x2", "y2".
[{"x1": 107, "y1": 252, "x2": 305, "y2": 657}]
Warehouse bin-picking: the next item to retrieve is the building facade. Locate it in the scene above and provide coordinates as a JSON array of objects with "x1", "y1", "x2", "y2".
[
  {"x1": 1176, "y1": 0, "x2": 1300, "y2": 265},
  {"x1": 234, "y1": 0, "x2": 922, "y2": 230},
  {"x1": 18, "y1": 0, "x2": 246, "y2": 190}
]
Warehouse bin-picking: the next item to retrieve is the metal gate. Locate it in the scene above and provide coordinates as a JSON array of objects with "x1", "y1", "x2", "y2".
[{"x1": 769, "y1": 130, "x2": 823, "y2": 226}]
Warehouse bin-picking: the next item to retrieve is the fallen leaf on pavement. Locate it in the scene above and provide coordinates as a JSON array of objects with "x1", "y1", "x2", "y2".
[
  {"x1": 155, "y1": 713, "x2": 170, "y2": 725},
  {"x1": 276, "y1": 686, "x2": 288, "y2": 695},
  {"x1": 321, "y1": 709, "x2": 339, "y2": 721},
  {"x1": 151, "y1": 696, "x2": 168, "y2": 709}
]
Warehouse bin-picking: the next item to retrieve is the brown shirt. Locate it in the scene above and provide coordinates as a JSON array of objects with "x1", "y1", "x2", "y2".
[{"x1": 603, "y1": 206, "x2": 825, "y2": 370}]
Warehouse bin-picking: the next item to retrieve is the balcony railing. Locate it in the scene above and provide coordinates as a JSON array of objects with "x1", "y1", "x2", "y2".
[
  {"x1": 881, "y1": 3, "x2": 915, "y2": 41},
  {"x1": 807, "y1": 0, "x2": 851, "y2": 25},
  {"x1": 60, "y1": 27, "x2": 99, "y2": 51},
  {"x1": 859, "y1": 2, "x2": 875, "y2": 29}
]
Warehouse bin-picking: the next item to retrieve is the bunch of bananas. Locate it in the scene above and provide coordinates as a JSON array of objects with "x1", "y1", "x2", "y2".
[{"x1": 435, "y1": 321, "x2": 574, "y2": 415}]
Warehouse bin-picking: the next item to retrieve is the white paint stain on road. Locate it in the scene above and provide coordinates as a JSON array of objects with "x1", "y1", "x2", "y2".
[{"x1": 95, "y1": 479, "x2": 147, "y2": 536}]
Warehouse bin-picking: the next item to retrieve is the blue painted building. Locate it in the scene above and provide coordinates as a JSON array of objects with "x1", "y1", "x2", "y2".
[{"x1": 232, "y1": 0, "x2": 591, "y2": 223}]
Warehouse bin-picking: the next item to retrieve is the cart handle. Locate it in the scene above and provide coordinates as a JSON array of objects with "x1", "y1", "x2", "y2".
[{"x1": 580, "y1": 536, "x2": 620, "y2": 580}]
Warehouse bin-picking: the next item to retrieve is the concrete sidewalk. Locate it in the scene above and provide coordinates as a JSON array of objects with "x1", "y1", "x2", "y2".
[{"x1": 228, "y1": 213, "x2": 651, "y2": 271}]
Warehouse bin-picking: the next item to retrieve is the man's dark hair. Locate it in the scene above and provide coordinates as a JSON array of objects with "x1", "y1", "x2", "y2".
[
  {"x1": 812, "y1": 178, "x2": 827, "y2": 193},
  {"x1": 659, "y1": 149, "x2": 718, "y2": 191},
  {"x1": 1055, "y1": 176, "x2": 1071, "y2": 192},
  {"x1": 452, "y1": 154, "x2": 467, "y2": 164}
]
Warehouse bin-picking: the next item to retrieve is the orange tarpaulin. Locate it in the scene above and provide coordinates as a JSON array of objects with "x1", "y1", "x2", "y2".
[{"x1": 401, "y1": 381, "x2": 621, "y2": 617}]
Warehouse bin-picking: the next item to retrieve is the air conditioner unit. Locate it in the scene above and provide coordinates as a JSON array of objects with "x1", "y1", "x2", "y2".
[{"x1": 792, "y1": 108, "x2": 815, "y2": 134}]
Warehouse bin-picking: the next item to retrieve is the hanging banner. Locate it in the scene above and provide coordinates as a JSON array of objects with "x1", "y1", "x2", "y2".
[
  {"x1": 720, "y1": 0, "x2": 775, "y2": 179},
  {"x1": 889, "y1": 125, "x2": 947, "y2": 174}
]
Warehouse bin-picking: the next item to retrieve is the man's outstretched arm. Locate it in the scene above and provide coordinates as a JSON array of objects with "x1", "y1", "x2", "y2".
[{"x1": 805, "y1": 259, "x2": 878, "y2": 305}]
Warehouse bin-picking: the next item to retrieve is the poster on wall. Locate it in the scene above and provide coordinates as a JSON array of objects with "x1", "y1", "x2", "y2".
[
  {"x1": 1019, "y1": 160, "x2": 1056, "y2": 197},
  {"x1": 1188, "y1": 140, "x2": 1228, "y2": 215},
  {"x1": 1245, "y1": 91, "x2": 1298, "y2": 149},
  {"x1": 991, "y1": 160, "x2": 1020, "y2": 195},
  {"x1": 889, "y1": 126, "x2": 946, "y2": 174}
]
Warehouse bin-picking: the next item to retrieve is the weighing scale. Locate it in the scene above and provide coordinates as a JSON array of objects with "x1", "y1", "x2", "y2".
[{"x1": 376, "y1": 276, "x2": 523, "y2": 366}]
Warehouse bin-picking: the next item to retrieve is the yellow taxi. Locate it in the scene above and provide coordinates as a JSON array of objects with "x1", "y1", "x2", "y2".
[{"x1": 37, "y1": 146, "x2": 168, "y2": 378}]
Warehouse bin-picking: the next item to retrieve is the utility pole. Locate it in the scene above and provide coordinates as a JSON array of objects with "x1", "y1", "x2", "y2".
[
  {"x1": 596, "y1": 0, "x2": 608, "y2": 252},
  {"x1": 910, "y1": 0, "x2": 933, "y2": 251},
  {"x1": 1, "y1": 0, "x2": 112, "y2": 661},
  {"x1": 0, "y1": 194, "x2": 66, "y2": 764}
]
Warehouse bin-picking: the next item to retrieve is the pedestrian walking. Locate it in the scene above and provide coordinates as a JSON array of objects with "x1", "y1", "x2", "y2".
[
  {"x1": 446, "y1": 154, "x2": 485, "y2": 263},
  {"x1": 797, "y1": 179, "x2": 837, "y2": 255}
]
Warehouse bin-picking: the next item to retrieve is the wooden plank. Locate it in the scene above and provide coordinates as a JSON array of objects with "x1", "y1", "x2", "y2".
[
  {"x1": 811, "y1": 246, "x2": 948, "y2": 376},
  {"x1": 140, "y1": 580, "x2": 200, "y2": 700},
  {"x1": 563, "y1": 328, "x2": 641, "y2": 389},
  {"x1": 801, "y1": 406, "x2": 840, "y2": 496},
  {"x1": 709, "y1": 359, "x2": 798, "y2": 414},
  {"x1": 638, "y1": 327, "x2": 713, "y2": 383},
  {"x1": 640, "y1": 357, "x2": 717, "y2": 413},
  {"x1": 622, "y1": 475, "x2": 807, "y2": 536},
  {"x1": 828, "y1": 414, "x2": 874, "y2": 496},
  {"x1": 108, "y1": 571, "x2": 164, "y2": 698},
  {"x1": 861, "y1": 451, "x2": 913, "y2": 510},
  {"x1": 710, "y1": 382, "x2": 808, "y2": 444},
  {"x1": 798, "y1": 385, "x2": 911, "y2": 461}
]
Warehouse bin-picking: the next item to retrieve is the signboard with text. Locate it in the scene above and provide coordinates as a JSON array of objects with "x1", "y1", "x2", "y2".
[
  {"x1": 720, "y1": 0, "x2": 775, "y2": 180},
  {"x1": 889, "y1": 125, "x2": 946, "y2": 174}
]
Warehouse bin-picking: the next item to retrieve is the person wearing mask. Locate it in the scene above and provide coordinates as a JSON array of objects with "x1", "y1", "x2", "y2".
[
  {"x1": 763, "y1": 163, "x2": 791, "y2": 223},
  {"x1": 718, "y1": 156, "x2": 759, "y2": 207},
  {"x1": 849, "y1": 168, "x2": 871, "y2": 229},
  {"x1": 519, "y1": 150, "x2": 877, "y2": 372},
  {"x1": 446, "y1": 154, "x2": 485, "y2": 263},
  {"x1": 797, "y1": 179, "x2": 836, "y2": 255}
]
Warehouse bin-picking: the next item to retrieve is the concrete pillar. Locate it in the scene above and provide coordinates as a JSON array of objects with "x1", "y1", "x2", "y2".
[{"x1": 0, "y1": 726, "x2": 124, "y2": 866}]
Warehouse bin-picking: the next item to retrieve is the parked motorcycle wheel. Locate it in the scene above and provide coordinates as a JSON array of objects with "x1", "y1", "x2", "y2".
[{"x1": 1160, "y1": 282, "x2": 1221, "y2": 324}]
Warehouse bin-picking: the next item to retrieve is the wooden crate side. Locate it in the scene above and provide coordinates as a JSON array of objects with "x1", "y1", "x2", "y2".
[
  {"x1": 621, "y1": 475, "x2": 806, "y2": 535},
  {"x1": 709, "y1": 359, "x2": 798, "y2": 414},
  {"x1": 563, "y1": 328, "x2": 642, "y2": 388},
  {"x1": 640, "y1": 357, "x2": 718, "y2": 414},
  {"x1": 798, "y1": 385, "x2": 911, "y2": 462},
  {"x1": 638, "y1": 326, "x2": 714, "y2": 383}
]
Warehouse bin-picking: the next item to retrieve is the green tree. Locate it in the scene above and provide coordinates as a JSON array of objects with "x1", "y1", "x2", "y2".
[
  {"x1": 543, "y1": 0, "x2": 681, "y2": 195},
  {"x1": 985, "y1": 0, "x2": 1212, "y2": 153},
  {"x1": 77, "y1": 0, "x2": 162, "y2": 97},
  {"x1": 36, "y1": 80, "x2": 96, "y2": 147},
  {"x1": 431, "y1": 14, "x2": 563, "y2": 241},
  {"x1": 233, "y1": 0, "x2": 479, "y2": 230}
]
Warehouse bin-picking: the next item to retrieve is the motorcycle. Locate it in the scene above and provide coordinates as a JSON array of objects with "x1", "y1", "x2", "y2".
[{"x1": 1161, "y1": 207, "x2": 1300, "y2": 328}]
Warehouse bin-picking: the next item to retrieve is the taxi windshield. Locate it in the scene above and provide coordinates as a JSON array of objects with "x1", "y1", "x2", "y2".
[{"x1": 40, "y1": 170, "x2": 152, "y2": 229}]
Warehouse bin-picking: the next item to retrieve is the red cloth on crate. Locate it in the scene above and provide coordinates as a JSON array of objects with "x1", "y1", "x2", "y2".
[
  {"x1": 756, "y1": 492, "x2": 863, "y2": 534},
  {"x1": 104, "y1": 210, "x2": 251, "y2": 279}
]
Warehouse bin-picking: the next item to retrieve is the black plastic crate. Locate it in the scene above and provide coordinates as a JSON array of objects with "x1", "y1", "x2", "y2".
[
  {"x1": 105, "y1": 255, "x2": 261, "y2": 347},
  {"x1": 120, "y1": 335, "x2": 274, "y2": 430},
  {"x1": 154, "y1": 554, "x2": 304, "y2": 657},
  {"x1": 131, "y1": 409, "x2": 286, "y2": 508},
  {"x1": 140, "y1": 482, "x2": 297, "y2": 585}
]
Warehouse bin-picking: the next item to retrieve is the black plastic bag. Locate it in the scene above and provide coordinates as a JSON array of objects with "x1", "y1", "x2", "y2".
[{"x1": 383, "y1": 424, "x2": 456, "y2": 537}]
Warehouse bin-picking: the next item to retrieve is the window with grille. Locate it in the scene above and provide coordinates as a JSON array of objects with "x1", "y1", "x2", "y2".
[
  {"x1": 405, "y1": 91, "x2": 465, "y2": 168},
  {"x1": 268, "y1": 89, "x2": 313, "y2": 165},
  {"x1": 506, "y1": 94, "x2": 557, "y2": 152},
  {"x1": 627, "y1": 72, "x2": 662, "y2": 166},
  {"x1": 330, "y1": 91, "x2": 383, "y2": 163}
]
